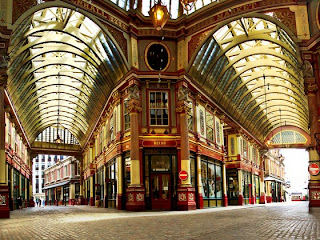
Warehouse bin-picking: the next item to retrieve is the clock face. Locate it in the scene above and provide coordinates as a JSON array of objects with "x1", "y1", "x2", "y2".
[{"x1": 146, "y1": 43, "x2": 169, "y2": 71}]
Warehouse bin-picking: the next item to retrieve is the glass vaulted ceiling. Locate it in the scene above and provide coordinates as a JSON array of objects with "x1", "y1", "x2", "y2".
[
  {"x1": 189, "y1": 17, "x2": 309, "y2": 141},
  {"x1": 7, "y1": 7, "x2": 128, "y2": 146}
]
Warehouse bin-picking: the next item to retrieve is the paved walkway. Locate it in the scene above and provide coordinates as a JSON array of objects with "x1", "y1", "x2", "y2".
[{"x1": 0, "y1": 201, "x2": 319, "y2": 240}]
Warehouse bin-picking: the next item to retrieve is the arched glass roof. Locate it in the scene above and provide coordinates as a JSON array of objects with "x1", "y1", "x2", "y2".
[
  {"x1": 7, "y1": 7, "x2": 128, "y2": 146},
  {"x1": 189, "y1": 17, "x2": 309, "y2": 141}
]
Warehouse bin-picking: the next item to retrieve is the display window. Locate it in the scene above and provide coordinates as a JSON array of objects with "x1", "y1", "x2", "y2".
[
  {"x1": 201, "y1": 157, "x2": 223, "y2": 207},
  {"x1": 106, "y1": 159, "x2": 117, "y2": 208}
]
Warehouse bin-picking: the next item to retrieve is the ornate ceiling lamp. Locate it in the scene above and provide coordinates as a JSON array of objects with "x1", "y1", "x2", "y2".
[
  {"x1": 149, "y1": 0, "x2": 170, "y2": 30},
  {"x1": 180, "y1": 0, "x2": 197, "y2": 11},
  {"x1": 54, "y1": 74, "x2": 63, "y2": 144}
]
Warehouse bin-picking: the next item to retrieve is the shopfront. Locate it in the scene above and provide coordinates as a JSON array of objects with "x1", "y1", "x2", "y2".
[
  {"x1": 227, "y1": 169, "x2": 239, "y2": 205},
  {"x1": 144, "y1": 148, "x2": 177, "y2": 210},
  {"x1": 201, "y1": 157, "x2": 223, "y2": 208},
  {"x1": 242, "y1": 171, "x2": 252, "y2": 205},
  {"x1": 106, "y1": 159, "x2": 117, "y2": 208}
]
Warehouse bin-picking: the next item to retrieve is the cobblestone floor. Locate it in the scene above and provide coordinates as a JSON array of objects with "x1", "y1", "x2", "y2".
[{"x1": 0, "y1": 201, "x2": 319, "y2": 240}]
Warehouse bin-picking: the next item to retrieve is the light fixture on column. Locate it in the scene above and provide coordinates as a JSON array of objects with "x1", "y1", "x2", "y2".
[
  {"x1": 54, "y1": 73, "x2": 63, "y2": 144},
  {"x1": 149, "y1": 0, "x2": 170, "y2": 31},
  {"x1": 180, "y1": 0, "x2": 197, "y2": 11}
]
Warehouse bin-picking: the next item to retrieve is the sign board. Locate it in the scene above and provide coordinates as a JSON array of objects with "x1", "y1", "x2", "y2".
[
  {"x1": 179, "y1": 170, "x2": 188, "y2": 181},
  {"x1": 309, "y1": 163, "x2": 320, "y2": 176}
]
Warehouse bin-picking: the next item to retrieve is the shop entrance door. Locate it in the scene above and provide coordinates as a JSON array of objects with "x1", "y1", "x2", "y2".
[{"x1": 151, "y1": 173, "x2": 171, "y2": 210}]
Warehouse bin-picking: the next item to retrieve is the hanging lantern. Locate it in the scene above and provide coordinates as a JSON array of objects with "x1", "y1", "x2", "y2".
[
  {"x1": 180, "y1": 0, "x2": 197, "y2": 11},
  {"x1": 149, "y1": 1, "x2": 170, "y2": 31}
]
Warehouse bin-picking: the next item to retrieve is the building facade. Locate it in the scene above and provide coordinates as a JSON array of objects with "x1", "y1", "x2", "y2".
[
  {"x1": 32, "y1": 154, "x2": 66, "y2": 204},
  {"x1": 43, "y1": 156, "x2": 80, "y2": 206},
  {"x1": 1, "y1": 0, "x2": 320, "y2": 217},
  {"x1": 3, "y1": 110, "x2": 32, "y2": 212},
  {"x1": 264, "y1": 150, "x2": 286, "y2": 203}
]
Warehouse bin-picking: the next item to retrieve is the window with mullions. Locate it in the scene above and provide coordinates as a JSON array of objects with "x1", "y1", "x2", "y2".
[
  {"x1": 106, "y1": 159, "x2": 117, "y2": 202},
  {"x1": 206, "y1": 111, "x2": 214, "y2": 141},
  {"x1": 149, "y1": 91, "x2": 169, "y2": 126},
  {"x1": 124, "y1": 98, "x2": 130, "y2": 130},
  {"x1": 201, "y1": 158, "x2": 223, "y2": 201}
]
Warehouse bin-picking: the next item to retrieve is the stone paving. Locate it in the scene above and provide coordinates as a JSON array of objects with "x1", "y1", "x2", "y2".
[{"x1": 0, "y1": 201, "x2": 319, "y2": 240}]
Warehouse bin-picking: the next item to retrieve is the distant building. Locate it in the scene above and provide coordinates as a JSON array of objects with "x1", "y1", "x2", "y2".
[
  {"x1": 32, "y1": 155, "x2": 66, "y2": 204},
  {"x1": 43, "y1": 156, "x2": 80, "y2": 205},
  {"x1": 263, "y1": 149, "x2": 285, "y2": 203}
]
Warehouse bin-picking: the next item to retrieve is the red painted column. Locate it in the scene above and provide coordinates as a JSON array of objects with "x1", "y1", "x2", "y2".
[
  {"x1": 305, "y1": 70, "x2": 320, "y2": 208},
  {"x1": 0, "y1": 75, "x2": 10, "y2": 218},
  {"x1": 126, "y1": 83, "x2": 145, "y2": 211},
  {"x1": 176, "y1": 83, "x2": 196, "y2": 211}
]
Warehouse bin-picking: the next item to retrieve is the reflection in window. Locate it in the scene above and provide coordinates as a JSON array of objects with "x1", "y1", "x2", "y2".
[
  {"x1": 201, "y1": 157, "x2": 223, "y2": 200},
  {"x1": 149, "y1": 91, "x2": 169, "y2": 126}
]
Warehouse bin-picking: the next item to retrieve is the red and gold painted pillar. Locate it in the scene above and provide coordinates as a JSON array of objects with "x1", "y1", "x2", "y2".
[
  {"x1": 222, "y1": 161, "x2": 228, "y2": 207},
  {"x1": 305, "y1": 70, "x2": 320, "y2": 208},
  {"x1": 196, "y1": 153, "x2": 203, "y2": 209},
  {"x1": 0, "y1": 75, "x2": 9, "y2": 218},
  {"x1": 176, "y1": 83, "x2": 196, "y2": 210},
  {"x1": 126, "y1": 83, "x2": 145, "y2": 211}
]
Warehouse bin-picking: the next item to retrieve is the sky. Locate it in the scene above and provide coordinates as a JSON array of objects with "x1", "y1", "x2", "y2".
[{"x1": 280, "y1": 148, "x2": 309, "y2": 195}]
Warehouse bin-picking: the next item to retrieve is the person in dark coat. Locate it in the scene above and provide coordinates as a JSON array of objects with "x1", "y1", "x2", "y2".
[{"x1": 17, "y1": 196, "x2": 22, "y2": 209}]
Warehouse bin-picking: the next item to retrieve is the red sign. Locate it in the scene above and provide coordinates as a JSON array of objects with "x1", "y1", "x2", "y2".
[
  {"x1": 309, "y1": 163, "x2": 320, "y2": 176},
  {"x1": 179, "y1": 170, "x2": 188, "y2": 181}
]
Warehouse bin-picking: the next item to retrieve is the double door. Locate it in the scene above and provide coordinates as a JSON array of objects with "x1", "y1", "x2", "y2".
[{"x1": 151, "y1": 173, "x2": 171, "y2": 210}]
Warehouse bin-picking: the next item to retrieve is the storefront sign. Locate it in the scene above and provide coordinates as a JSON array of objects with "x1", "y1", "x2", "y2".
[
  {"x1": 142, "y1": 140, "x2": 177, "y2": 147},
  {"x1": 179, "y1": 170, "x2": 188, "y2": 181},
  {"x1": 309, "y1": 163, "x2": 320, "y2": 176}
]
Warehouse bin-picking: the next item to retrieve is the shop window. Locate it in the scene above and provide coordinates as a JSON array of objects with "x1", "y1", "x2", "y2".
[
  {"x1": 242, "y1": 171, "x2": 252, "y2": 202},
  {"x1": 201, "y1": 157, "x2": 223, "y2": 207},
  {"x1": 97, "y1": 167, "x2": 104, "y2": 203},
  {"x1": 149, "y1": 91, "x2": 169, "y2": 126},
  {"x1": 190, "y1": 154, "x2": 196, "y2": 188},
  {"x1": 124, "y1": 98, "x2": 130, "y2": 130},
  {"x1": 206, "y1": 111, "x2": 214, "y2": 142},
  {"x1": 106, "y1": 159, "x2": 117, "y2": 203},
  {"x1": 124, "y1": 153, "x2": 131, "y2": 191}
]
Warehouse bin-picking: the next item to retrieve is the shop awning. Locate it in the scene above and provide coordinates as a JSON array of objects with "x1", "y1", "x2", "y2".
[
  {"x1": 43, "y1": 180, "x2": 70, "y2": 190},
  {"x1": 264, "y1": 176, "x2": 285, "y2": 184}
]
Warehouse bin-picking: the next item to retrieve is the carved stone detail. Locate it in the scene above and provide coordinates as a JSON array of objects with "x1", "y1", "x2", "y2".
[
  {"x1": 128, "y1": 85, "x2": 140, "y2": 100},
  {"x1": 302, "y1": 60, "x2": 314, "y2": 78},
  {"x1": 177, "y1": 85, "x2": 188, "y2": 101}
]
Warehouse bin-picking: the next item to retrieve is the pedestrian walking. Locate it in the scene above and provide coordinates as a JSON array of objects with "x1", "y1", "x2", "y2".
[
  {"x1": 17, "y1": 195, "x2": 22, "y2": 209},
  {"x1": 36, "y1": 198, "x2": 39, "y2": 207}
]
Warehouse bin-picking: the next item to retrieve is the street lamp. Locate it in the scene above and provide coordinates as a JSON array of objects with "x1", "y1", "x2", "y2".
[{"x1": 149, "y1": 0, "x2": 170, "y2": 31}]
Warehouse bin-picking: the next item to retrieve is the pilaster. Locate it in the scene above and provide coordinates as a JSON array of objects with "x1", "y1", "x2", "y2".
[
  {"x1": 0, "y1": 75, "x2": 9, "y2": 218},
  {"x1": 126, "y1": 82, "x2": 145, "y2": 211},
  {"x1": 176, "y1": 82, "x2": 196, "y2": 211}
]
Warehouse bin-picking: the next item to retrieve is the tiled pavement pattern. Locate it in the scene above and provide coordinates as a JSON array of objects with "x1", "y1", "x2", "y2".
[{"x1": 0, "y1": 202, "x2": 319, "y2": 240}]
